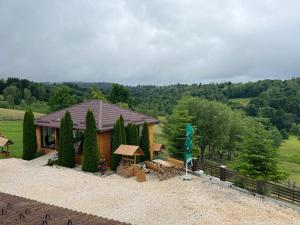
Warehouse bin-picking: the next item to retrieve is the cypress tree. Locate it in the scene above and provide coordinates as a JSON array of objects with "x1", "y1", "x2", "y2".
[
  {"x1": 22, "y1": 109, "x2": 37, "y2": 160},
  {"x1": 119, "y1": 115, "x2": 126, "y2": 144},
  {"x1": 133, "y1": 124, "x2": 139, "y2": 145},
  {"x1": 59, "y1": 111, "x2": 75, "y2": 168},
  {"x1": 111, "y1": 116, "x2": 127, "y2": 171},
  {"x1": 140, "y1": 122, "x2": 150, "y2": 162},
  {"x1": 82, "y1": 110, "x2": 99, "y2": 172},
  {"x1": 58, "y1": 116, "x2": 65, "y2": 163},
  {"x1": 126, "y1": 123, "x2": 139, "y2": 145}
]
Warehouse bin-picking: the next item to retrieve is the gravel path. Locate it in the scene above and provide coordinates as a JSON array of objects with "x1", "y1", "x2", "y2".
[{"x1": 0, "y1": 158, "x2": 299, "y2": 225}]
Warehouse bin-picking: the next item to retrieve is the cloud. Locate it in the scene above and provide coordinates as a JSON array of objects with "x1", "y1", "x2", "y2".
[{"x1": 0, "y1": 0, "x2": 300, "y2": 85}]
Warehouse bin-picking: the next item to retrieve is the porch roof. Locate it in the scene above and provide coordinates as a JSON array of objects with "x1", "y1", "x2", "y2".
[
  {"x1": 150, "y1": 143, "x2": 166, "y2": 152},
  {"x1": 35, "y1": 100, "x2": 159, "y2": 132}
]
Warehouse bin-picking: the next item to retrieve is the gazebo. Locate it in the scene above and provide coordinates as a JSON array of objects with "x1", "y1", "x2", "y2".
[{"x1": 0, "y1": 136, "x2": 14, "y2": 157}]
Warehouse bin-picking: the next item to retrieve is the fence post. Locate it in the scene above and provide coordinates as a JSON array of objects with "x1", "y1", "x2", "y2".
[
  {"x1": 220, "y1": 165, "x2": 226, "y2": 181},
  {"x1": 293, "y1": 182, "x2": 295, "y2": 202}
]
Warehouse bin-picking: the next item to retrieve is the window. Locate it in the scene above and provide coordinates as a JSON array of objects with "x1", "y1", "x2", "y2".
[
  {"x1": 41, "y1": 127, "x2": 55, "y2": 149},
  {"x1": 73, "y1": 130, "x2": 84, "y2": 154}
]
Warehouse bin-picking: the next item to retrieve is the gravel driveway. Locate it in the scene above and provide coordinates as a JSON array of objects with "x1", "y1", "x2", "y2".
[{"x1": 0, "y1": 158, "x2": 299, "y2": 225}]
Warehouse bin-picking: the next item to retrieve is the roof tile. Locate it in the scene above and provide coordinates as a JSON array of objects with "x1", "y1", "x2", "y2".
[{"x1": 35, "y1": 100, "x2": 159, "y2": 131}]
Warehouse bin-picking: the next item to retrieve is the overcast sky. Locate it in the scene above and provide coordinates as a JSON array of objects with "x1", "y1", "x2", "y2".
[{"x1": 0, "y1": 1, "x2": 300, "y2": 85}]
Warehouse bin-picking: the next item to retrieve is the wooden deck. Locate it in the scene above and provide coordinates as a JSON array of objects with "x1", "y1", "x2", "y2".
[{"x1": 0, "y1": 192, "x2": 130, "y2": 225}]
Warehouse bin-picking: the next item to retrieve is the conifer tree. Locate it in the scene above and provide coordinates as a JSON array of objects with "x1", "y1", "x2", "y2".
[
  {"x1": 59, "y1": 111, "x2": 75, "y2": 168},
  {"x1": 119, "y1": 115, "x2": 126, "y2": 144},
  {"x1": 163, "y1": 97, "x2": 193, "y2": 159},
  {"x1": 22, "y1": 109, "x2": 37, "y2": 160},
  {"x1": 111, "y1": 116, "x2": 126, "y2": 170},
  {"x1": 82, "y1": 110, "x2": 99, "y2": 172},
  {"x1": 235, "y1": 122, "x2": 285, "y2": 194},
  {"x1": 140, "y1": 122, "x2": 150, "y2": 162},
  {"x1": 58, "y1": 116, "x2": 65, "y2": 162},
  {"x1": 126, "y1": 123, "x2": 139, "y2": 145}
]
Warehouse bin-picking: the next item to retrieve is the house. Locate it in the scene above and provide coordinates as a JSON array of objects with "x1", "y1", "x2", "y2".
[{"x1": 35, "y1": 100, "x2": 159, "y2": 166}]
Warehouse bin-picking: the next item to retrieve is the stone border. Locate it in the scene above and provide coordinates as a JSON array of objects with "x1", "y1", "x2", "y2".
[{"x1": 191, "y1": 169, "x2": 300, "y2": 213}]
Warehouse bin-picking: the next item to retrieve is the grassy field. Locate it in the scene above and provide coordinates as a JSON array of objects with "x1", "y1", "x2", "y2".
[
  {"x1": 230, "y1": 97, "x2": 251, "y2": 106},
  {"x1": 0, "y1": 120, "x2": 23, "y2": 158},
  {"x1": 278, "y1": 135, "x2": 300, "y2": 184},
  {"x1": 0, "y1": 108, "x2": 44, "y2": 158},
  {"x1": 0, "y1": 108, "x2": 44, "y2": 121}
]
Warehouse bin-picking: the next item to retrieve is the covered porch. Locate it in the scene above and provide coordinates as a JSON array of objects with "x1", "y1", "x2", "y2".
[{"x1": 35, "y1": 126, "x2": 112, "y2": 166}]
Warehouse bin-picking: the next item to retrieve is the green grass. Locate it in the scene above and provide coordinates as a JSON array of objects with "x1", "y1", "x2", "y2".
[
  {"x1": 230, "y1": 98, "x2": 251, "y2": 106},
  {"x1": 153, "y1": 116, "x2": 168, "y2": 145},
  {"x1": 0, "y1": 120, "x2": 23, "y2": 158},
  {"x1": 0, "y1": 108, "x2": 44, "y2": 121},
  {"x1": 278, "y1": 135, "x2": 300, "y2": 184}
]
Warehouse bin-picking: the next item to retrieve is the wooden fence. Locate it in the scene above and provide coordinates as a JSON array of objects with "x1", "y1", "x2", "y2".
[
  {"x1": 158, "y1": 153, "x2": 300, "y2": 205},
  {"x1": 198, "y1": 160, "x2": 300, "y2": 205}
]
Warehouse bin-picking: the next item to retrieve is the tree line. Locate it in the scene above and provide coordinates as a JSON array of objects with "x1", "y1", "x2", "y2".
[{"x1": 1, "y1": 77, "x2": 300, "y2": 136}]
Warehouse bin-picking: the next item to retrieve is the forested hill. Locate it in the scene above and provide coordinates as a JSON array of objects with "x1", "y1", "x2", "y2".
[
  {"x1": 1, "y1": 77, "x2": 300, "y2": 133},
  {"x1": 76, "y1": 78, "x2": 300, "y2": 133}
]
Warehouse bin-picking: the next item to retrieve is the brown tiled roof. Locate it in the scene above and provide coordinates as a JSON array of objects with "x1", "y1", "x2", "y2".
[
  {"x1": 114, "y1": 145, "x2": 144, "y2": 156},
  {"x1": 150, "y1": 144, "x2": 166, "y2": 152},
  {"x1": 35, "y1": 100, "x2": 159, "y2": 132},
  {"x1": 0, "y1": 192, "x2": 130, "y2": 225}
]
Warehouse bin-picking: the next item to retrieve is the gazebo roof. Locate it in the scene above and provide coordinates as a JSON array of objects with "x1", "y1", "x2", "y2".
[
  {"x1": 150, "y1": 144, "x2": 166, "y2": 152},
  {"x1": 114, "y1": 145, "x2": 144, "y2": 156},
  {"x1": 0, "y1": 136, "x2": 13, "y2": 147}
]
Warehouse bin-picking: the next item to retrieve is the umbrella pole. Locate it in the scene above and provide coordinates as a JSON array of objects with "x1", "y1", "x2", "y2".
[{"x1": 183, "y1": 160, "x2": 192, "y2": 181}]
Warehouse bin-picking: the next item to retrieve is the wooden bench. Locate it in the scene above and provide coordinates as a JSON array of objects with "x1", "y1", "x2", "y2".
[{"x1": 166, "y1": 157, "x2": 184, "y2": 171}]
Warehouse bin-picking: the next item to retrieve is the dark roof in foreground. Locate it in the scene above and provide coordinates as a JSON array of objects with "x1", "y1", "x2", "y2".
[
  {"x1": 0, "y1": 192, "x2": 130, "y2": 225},
  {"x1": 35, "y1": 100, "x2": 159, "y2": 132}
]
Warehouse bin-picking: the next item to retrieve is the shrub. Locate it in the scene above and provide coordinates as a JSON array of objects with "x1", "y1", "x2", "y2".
[
  {"x1": 233, "y1": 176, "x2": 246, "y2": 189},
  {"x1": 280, "y1": 129, "x2": 289, "y2": 140},
  {"x1": 0, "y1": 101, "x2": 9, "y2": 108},
  {"x1": 34, "y1": 151, "x2": 44, "y2": 159}
]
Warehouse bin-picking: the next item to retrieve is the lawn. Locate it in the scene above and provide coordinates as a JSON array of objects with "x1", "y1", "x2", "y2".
[
  {"x1": 278, "y1": 135, "x2": 300, "y2": 185},
  {"x1": 0, "y1": 120, "x2": 23, "y2": 158},
  {"x1": 153, "y1": 116, "x2": 167, "y2": 145},
  {"x1": 230, "y1": 97, "x2": 251, "y2": 106},
  {"x1": 0, "y1": 108, "x2": 44, "y2": 121},
  {"x1": 0, "y1": 108, "x2": 44, "y2": 159}
]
